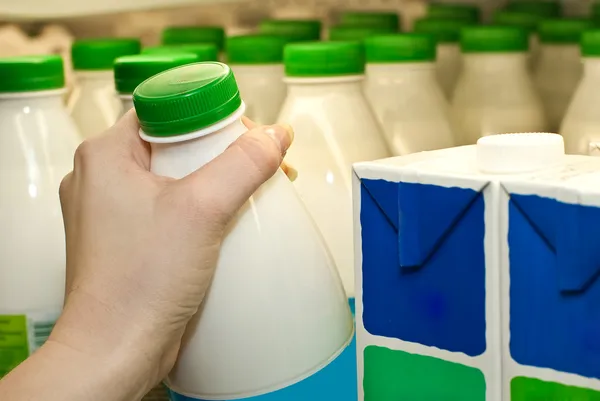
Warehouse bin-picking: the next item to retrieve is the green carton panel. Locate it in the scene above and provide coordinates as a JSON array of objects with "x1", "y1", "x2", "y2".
[
  {"x1": 511, "y1": 376, "x2": 600, "y2": 400},
  {"x1": 364, "y1": 345, "x2": 486, "y2": 401}
]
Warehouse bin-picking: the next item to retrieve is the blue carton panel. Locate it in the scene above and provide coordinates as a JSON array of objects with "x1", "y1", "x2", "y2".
[
  {"x1": 361, "y1": 179, "x2": 486, "y2": 357},
  {"x1": 509, "y1": 194, "x2": 600, "y2": 379}
]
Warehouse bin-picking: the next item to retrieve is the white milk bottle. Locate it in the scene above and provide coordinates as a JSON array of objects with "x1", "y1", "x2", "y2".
[
  {"x1": 68, "y1": 38, "x2": 140, "y2": 138},
  {"x1": 452, "y1": 26, "x2": 546, "y2": 145},
  {"x1": 533, "y1": 19, "x2": 592, "y2": 131},
  {"x1": 277, "y1": 41, "x2": 390, "y2": 300},
  {"x1": 337, "y1": 11, "x2": 401, "y2": 31},
  {"x1": 364, "y1": 33, "x2": 455, "y2": 154},
  {"x1": 142, "y1": 43, "x2": 219, "y2": 62},
  {"x1": 258, "y1": 19, "x2": 322, "y2": 42},
  {"x1": 114, "y1": 53, "x2": 198, "y2": 114},
  {"x1": 226, "y1": 35, "x2": 287, "y2": 125},
  {"x1": 413, "y1": 17, "x2": 471, "y2": 99},
  {"x1": 0, "y1": 55, "x2": 79, "y2": 378},
  {"x1": 493, "y1": 10, "x2": 542, "y2": 69},
  {"x1": 132, "y1": 62, "x2": 353, "y2": 400},
  {"x1": 561, "y1": 29, "x2": 600, "y2": 155},
  {"x1": 161, "y1": 26, "x2": 225, "y2": 52}
]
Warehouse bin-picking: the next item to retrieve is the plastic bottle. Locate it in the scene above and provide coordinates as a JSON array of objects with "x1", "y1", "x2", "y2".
[
  {"x1": 452, "y1": 26, "x2": 546, "y2": 145},
  {"x1": 364, "y1": 34, "x2": 455, "y2": 154},
  {"x1": 0, "y1": 55, "x2": 79, "y2": 378},
  {"x1": 142, "y1": 43, "x2": 218, "y2": 62},
  {"x1": 226, "y1": 35, "x2": 287, "y2": 124},
  {"x1": 68, "y1": 38, "x2": 140, "y2": 138},
  {"x1": 277, "y1": 41, "x2": 390, "y2": 299},
  {"x1": 258, "y1": 19, "x2": 322, "y2": 42},
  {"x1": 337, "y1": 11, "x2": 401, "y2": 31},
  {"x1": 506, "y1": 0, "x2": 562, "y2": 18},
  {"x1": 133, "y1": 61, "x2": 353, "y2": 400},
  {"x1": 413, "y1": 17, "x2": 471, "y2": 99},
  {"x1": 427, "y1": 3, "x2": 481, "y2": 23},
  {"x1": 493, "y1": 11, "x2": 542, "y2": 69},
  {"x1": 533, "y1": 19, "x2": 592, "y2": 131},
  {"x1": 561, "y1": 30, "x2": 600, "y2": 155},
  {"x1": 329, "y1": 26, "x2": 395, "y2": 42},
  {"x1": 161, "y1": 26, "x2": 225, "y2": 52},
  {"x1": 114, "y1": 53, "x2": 198, "y2": 114}
]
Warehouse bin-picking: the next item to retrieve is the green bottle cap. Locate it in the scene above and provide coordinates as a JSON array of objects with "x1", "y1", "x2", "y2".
[
  {"x1": 593, "y1": 2, "x2": 600, "y2": 17},
  {"x1": 258, "y1": 19, "x2": 322, "y2": 42},
  {"x1": 506, "y1": 1, "x2": 561, "y2": 18},
  {"x1": 461, "y1": 26, "x2": 528, "y2": 52},
  {"x1": 72, "y1": 38, "x2": 141, "y2": 70},
  {"x1": 427, "y1": 3, "x2": 481, "y2": 23},
  {"x1": 114, "y1": 53, "x2": 199, "y2": 94},
  {"x1": 0, "y1": 55, "x2": 65, "y2": 93},
  {"x1": 284, "y1": 41, "x2": 364, "y2": 77},
  {"x1": 329, "y1": 26, "x2": 396, "y2": 42},
  {"x1": 538, "y1": 19, "x2": 593, "y2": 43},
  {"x1": 338, "y1": 11, "x2": 400, "y2": 31},
  {"x1": 581, "y1": 29, "x2": 600, "y2": 56},
  {"x1": 413, "y1": 17, "x2": 472, "y2": 43},
  {"x1": 133, "y1": 62, "x2": 241, "y2": 137},
  {"x1": 226, "y1": 35, "x2": 287, "y2": 64},
  {"x1": 142, "y1": 44, "x2": 219, "y2": 61},
  {"x1": 161, "y1": 26, "x2": 225, "y2": 50},
  {"x1": 493, "y1": 10, "x2": 542, "y2": 34},
  {"x1": 365, "y1": 34, "x2": 436, "y2": 62}
]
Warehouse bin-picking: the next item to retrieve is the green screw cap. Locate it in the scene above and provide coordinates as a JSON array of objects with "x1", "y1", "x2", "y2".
[
  {"x1": 329, "y1": 26, "x2": 396, "y2": 42},
  {"x1": 581, "y1": 29, "x2": 600, "y2": 56},
  {"x1": 427, "y1": 3, "x2": 481, "y2": 23},
  {"x1": 538, "y1": 19, "x2": 593, "y2": 44},
  {"x1": 365, "y1": 34, "x2": 436, "y2": 62},
  {"x1": 413, "y1": 17, "x2": 472, "y2": 43},
  {"x1": 226, "y1": 35, "x2": 287, "y2": 64},
  {"x1": 284, "y1": 41, "x2": 365, "y2": 77},
  {"x1": 493, "y1": 10, "x2": 542, "y2": 34},
  {"x1": 258, "y1": 19, "x2": 322, "y2": 42},
  {"x1": 593, "y1": 2, "x2": 600, "y2": 17},
  {"x1": 0, "y1": 55, "x2": 65, "y2": 93},
  {"x1": 506, "y1": 1, "x2": 561, "y2": 18},
  {"x1": 161, "y1": 26, "x2": 225, "y2": 50},
  {"x1": 114, "y1": 53, "x2": 199, "y2": 94},
  {"x1": 142, "y1": 44, "x2": 219, "y2": 61},
  {"x1": 72, "y1": 38, "x2": 141, "y2": 70},
  {"x1": 338, "y1": 11, "x2": 400, "y2": 31},
  {"x1": 461, "y1": 26, "x2": 528, "y2": 52},
  {"x1": 133, "y1": 62, "x2": 241, "y2": 137}
]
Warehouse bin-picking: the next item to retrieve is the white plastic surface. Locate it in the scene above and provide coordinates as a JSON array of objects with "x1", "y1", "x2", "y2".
[
  {"x1": 533, "y1": 44, "x2": 582, "y2": 132},
  {"x1": 278, "y1": 75, "x2": 390, "y2": 298},
  {"x1": 67, "y1": 70, "x2": 121, "y2": 138},
  {"x1": 144, "y1": 106, "x2": 353, "y2": 399},
  {"x1": 436, "y1": 43, "x2": 462, "y2": 99},
  {"x1": 560, "y1": 58, "x2": 600, "y2": 155},
  {"x1": 451, "y1": 53, "x2": 546, "y2": 146},
  {"x1": 0, "y1": 90, "x2": 80, "y2": 314},
  {"x1": 477, "y1": 133, "x2": 565, "y2": 174},
  {"x1": 231, "y1": 64, "x2": 286, "y2": 125},
  {"x1": 364, "y1": 62, "x2": 455, "y2": 155}
]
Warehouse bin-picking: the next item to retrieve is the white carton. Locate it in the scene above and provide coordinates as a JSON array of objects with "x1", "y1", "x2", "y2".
[{"x1": 353, "y1": 134, "x2": 600, "y2": 400}]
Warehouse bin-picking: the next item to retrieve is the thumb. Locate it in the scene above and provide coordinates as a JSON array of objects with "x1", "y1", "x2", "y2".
[{"x1": 176, "y1": 123, "x2": 294, "y2": 223}]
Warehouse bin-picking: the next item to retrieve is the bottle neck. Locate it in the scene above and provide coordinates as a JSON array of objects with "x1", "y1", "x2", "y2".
[
  {"x1": 462, "y1": 52, "x2": 528, "y2": 75},
  {"x1": 537, "y1": 44, "x2": 580, "y2": 65},
  {"x1": 366, "y1": 62, "x2": 436, "y2": 82},
  {"x1": 284, "y1": 75, "x2": 364, "y2": 97},
  {"x1": 583, "y1": 57, "x2": 600, "y2": 78},
  {"x1": 0, "y1": 89, "x2": 66, "y2": 108}
]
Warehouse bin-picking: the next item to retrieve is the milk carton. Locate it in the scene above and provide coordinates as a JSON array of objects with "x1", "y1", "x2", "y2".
[{"x1": 353, "y1": 133, "x2": 600, "y2": 400}]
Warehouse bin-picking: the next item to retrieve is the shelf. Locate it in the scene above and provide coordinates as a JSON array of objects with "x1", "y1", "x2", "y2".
[{"x1": 0, "y1": 0, "x2": 241, "y2": 19}]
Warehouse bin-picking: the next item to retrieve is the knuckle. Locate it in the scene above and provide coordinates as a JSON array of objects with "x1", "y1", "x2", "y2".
[
  {"x1": 73, "y1": 140, "x2": 94, "y2": 168},
  {"x1": 235, "y1": 132, "x2": 282, "y2": 174},
  {"x1": 59, "y1": 173, "x2": 73, "y2": 202}
]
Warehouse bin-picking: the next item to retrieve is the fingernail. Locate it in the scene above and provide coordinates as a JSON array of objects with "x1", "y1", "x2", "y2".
[{"x1": 263, "y1": 124, "x2": 293, "y2": 153}]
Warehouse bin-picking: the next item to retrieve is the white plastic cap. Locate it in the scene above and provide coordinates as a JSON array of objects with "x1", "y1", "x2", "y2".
[{"x1": 477, "y1": 133, "x2": 565, "y2": 174}]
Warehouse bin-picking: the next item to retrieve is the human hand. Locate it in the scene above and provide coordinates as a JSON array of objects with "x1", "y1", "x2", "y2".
[{"x1": 51, "y1": 110, "x2": 294, "y2": 397}]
